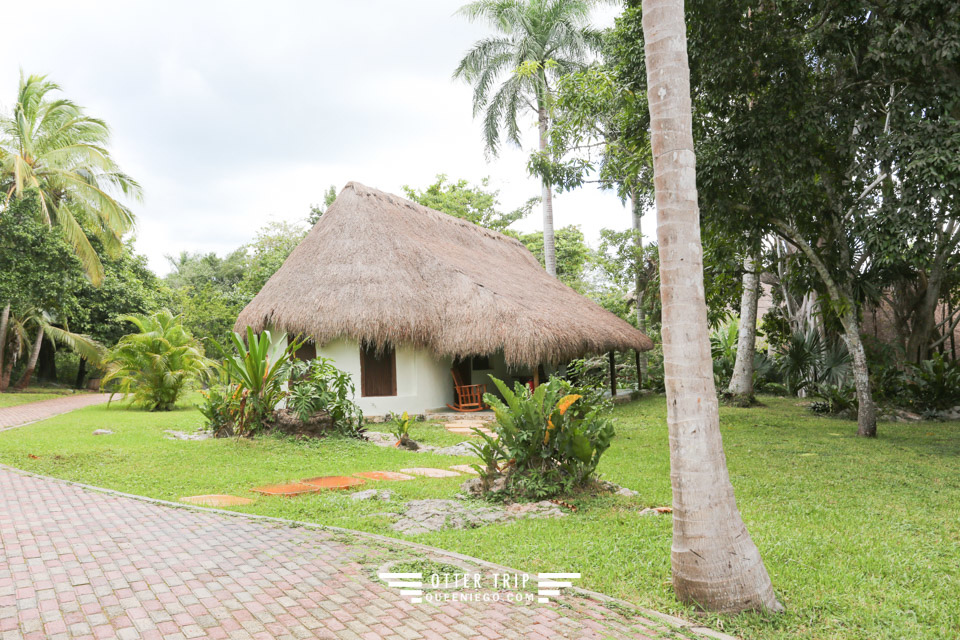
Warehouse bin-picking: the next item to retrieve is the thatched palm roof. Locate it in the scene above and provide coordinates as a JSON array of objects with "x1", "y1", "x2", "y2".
[{"x1": 236, "y1": 182, "x2": 653, "y2": 367}]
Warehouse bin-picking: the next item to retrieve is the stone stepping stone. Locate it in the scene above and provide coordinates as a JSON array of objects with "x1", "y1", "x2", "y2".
[
  {"x1": 449, "y1": 465, "x2": 479, "y2": 475},
  {"x1": 400, "y1": 467, "x2": 462, "y2": 478},
  {"x1": 180, "y1": 494, "x2": 255, "y2": 507},
  {"x1": 444, "y1": 423, "x2": 497, "y2": 437},
  {"x1": 354, "y1": 471, "x2": 416, "y2": 481},
  {"x1": 251, "y1": 482, "x2": 320, "y2": 496},
  {"x1": 301, "y1": 476, "x2": 366, "y2": 490}
]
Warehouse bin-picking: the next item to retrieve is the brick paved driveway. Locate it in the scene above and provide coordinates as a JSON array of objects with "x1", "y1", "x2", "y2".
[
  {"x1": 0, "y1": 468, "x2": 723, "y2": 640},
  {"x1": 0, "y1": 395, "x2": 111, "y2": 432}
]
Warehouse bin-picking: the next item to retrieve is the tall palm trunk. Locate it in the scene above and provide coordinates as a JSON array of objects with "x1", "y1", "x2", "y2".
[
  {"x1": 632, "y1": 192, "x2": 648, "y2": 384},
  {"x1": 538, "y1": 104, "x2": 557, "y2": 278},
  {"x1": 641, "y1": 0, "x2": 782, "y2": 612},
  {"x1": 728, "y1": 253, "x2": 759, "y2": 400},
  {"x1": 0, "y1": 303, "x2": 9, "y2": 390},
  {"x1": 15, "y1": 327, "x2": 44, "y2": 390}
]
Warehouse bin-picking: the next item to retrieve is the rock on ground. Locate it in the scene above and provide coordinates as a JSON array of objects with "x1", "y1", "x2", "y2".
[
  {"x1": 350, "y1": 489, "x2": 394, "y2": 502},
  {"x1": 391, "y1": 498, "x2": 565, "y2": 534},
  {"x1": 164, "y1": 430, "x2": 213, "y2": 441},
  {"x1": 363, "y1": 431, "x2": 476, "y2": 456}
]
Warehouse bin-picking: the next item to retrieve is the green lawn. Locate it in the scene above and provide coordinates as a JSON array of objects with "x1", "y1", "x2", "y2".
[
  {"x1": 0, "y1": 395, "x2": 956, "y2": 640},
  {"x1": 0, "y1": 386, "x2": 79, "y2": 408}
]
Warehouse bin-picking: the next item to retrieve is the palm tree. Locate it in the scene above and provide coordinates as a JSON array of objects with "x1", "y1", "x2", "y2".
[
  {"x1": 0, "y1": 307, "x2": 103, "y2": 391},
  {"x1": 103, "y1": 310, "x2": 211, "y2": 411},
  {"x1": 0, "y1": 73, "x2": 141, "y2": 285},
  {"x1": 454, "y1": 0, "x2": 602, "y2": 277},
  {"x1": 640, "y1": 0, "x2": 782, "y2": 612}
]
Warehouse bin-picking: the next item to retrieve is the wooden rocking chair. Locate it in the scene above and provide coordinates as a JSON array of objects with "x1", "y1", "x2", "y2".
[{"x1": 446, "y1": 368, "x2": 487, "y2": 412}]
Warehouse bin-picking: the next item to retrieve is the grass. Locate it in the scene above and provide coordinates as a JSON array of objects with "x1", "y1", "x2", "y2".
[
  {"x1": 0, "y1": 386, "x2": 79, "y2": 408},
  {"x1": 0, "y1": 395, "x2": 957, "y2": 640}
]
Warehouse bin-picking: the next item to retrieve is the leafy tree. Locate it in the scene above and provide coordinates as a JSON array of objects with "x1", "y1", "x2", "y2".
[
  {"x1": 0, "y1": 193, "x2": 86, "y2": 390},
  {"x1": 519, "y1": 225, "x2": 594, "y2": 292},
  {"x1": 613, "y1": 0, "x2": 960, "y2": 437},
  {"x1": 165, "y1": 250, "x2": 247, "y2": 292},
  {"x1": 165, "y1": 222, "x2": 307, "y2": 348},
  {"x1": 402, "y1": 174, "x2": 535, "y2": 232},
  {"x1": 454, "y1": 0, "x2": 604, "y2": 277},
  {"x1": 236, "y1": 221, "x2": 308, "y2": 299},
  {"x1": 307, "y1": 185, "x2": 338, "y2": 225},
  {"x1": 69, "y1": 239, "x2": 169, "y2": 385},
  {"x1": 0, "y1": 73, "x2": 140, "y2": 285},
  {"x1": 103, "y1": 310, "x2": 211, "y2": 411}
]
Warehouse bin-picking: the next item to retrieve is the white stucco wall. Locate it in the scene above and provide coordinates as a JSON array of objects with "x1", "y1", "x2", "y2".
[{"x1": 315, "y1": 338, "x2": 454, "y2": 416}]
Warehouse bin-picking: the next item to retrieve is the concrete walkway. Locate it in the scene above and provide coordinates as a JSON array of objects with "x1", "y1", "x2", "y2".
[
  {"x1": 0, "y1": 394, "x2": 111, "y2": 431},
  {"x1": 0, "y1": 468, "x2": 729, "y2": 640}
]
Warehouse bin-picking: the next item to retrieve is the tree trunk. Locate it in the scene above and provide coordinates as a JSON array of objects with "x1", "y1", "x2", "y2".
[
  {"x1": 905, "y1": 268, "x2": 944, "y2": 363},
  {"x1": 0, "y1": 303, "x2": 9, "y2": 387},
  {"x1": 727, "y1": 254, "x2": 759, "y2": 400},
  {"x1": 15, "y1": 327, "x2": 44, "y2": 390},
  {"x1": 538, "y1": 106, "x2": 557, "y2": 278},
  {"x1": 75, "y1": 357, "x2": 88, "y2": 389},
  {"x1": 632, "y1": 192, "x2": 648, "y2": 385},
  {"x1": 37, "y1": 337, "x2": 57, "y2": 382},
  {"x1": 642, "y1": 0, "x2": 782, "y2": 613},
  {"x1": 839, "y1": 309, "x2": 877, "y2": 437},
  {"x1": 0, "y1": 329, "x2": 19, "y2": 391}
]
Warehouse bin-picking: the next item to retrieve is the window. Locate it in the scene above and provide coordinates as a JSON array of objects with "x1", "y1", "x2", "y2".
[
  {"x1": 295, "y1": 342, "x2": 316, "y2": 361},
  {"x1": 360, "y1": 342, "x2": 396, "y2": 397}
]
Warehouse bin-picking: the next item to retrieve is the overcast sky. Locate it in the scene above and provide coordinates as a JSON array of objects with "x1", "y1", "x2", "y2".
[{"x1": 1, "y1": 1, "x2": 651, "y2": 275}]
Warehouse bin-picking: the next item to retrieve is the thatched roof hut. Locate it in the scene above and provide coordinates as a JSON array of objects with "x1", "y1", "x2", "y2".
[{"x1": 236, "y1": 182, "x2": 652, "y2": 368}]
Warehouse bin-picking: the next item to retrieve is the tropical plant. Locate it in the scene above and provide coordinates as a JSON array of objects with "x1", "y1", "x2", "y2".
[
  {"x1": 811, "y1": 383, "x2": 858, "y2": 416},
  {"x1": 0, "y1": 73, "x2": 141, "y2": 285},
  {"x1": 637, "y1": 0, "x2": 781, "y2": 611},
  {"x1": 388, "y1": 411, "x2": 414, "y2": 447},
  {"x1": 471, "y1": 376, "x2": 614, "y2": 499},
  {"x1": 710, "y1": 318, "x2": 740, "y2": 387},
  {"x1": 218, "y1": 328, "x2": 301, "y2": 435},
  {"x1": 102, "y1": 310, "x2": 210, "y2": 411},
  {"x1": 777, "y1": 329, "x2": 851, "y2": 396},
  {"x1": 197, "y1": 370, "x2": 241, "y2": 438},
  {"x1": 454, "y1": 0, "x2": 603, "y2": 277},
  {"x1": 904, "y1": 354, "x2": 960, "y2": 411},
  {"x1": 285, "y1": 357, "x2": 365, "y2": 438}
]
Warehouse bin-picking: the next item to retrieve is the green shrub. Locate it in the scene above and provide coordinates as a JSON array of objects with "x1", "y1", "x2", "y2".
[
  {"x1": 286, "y1": 357, "x2": 365, "y2": 438},
  {"x1": 811, "y1": 383, "x2": 858, "y2": 415},
  {"x1": 776, "y1": 329, "x2": 850, "y2": 395},
  {"x1": 470, "y1": 376, "x2": 615, "y2": 499},
  {"x1": 388, "y1": 411, "x2": 414, "y2": 446},
  {"x1": 216, "y1": 328, "x2": 300, "y2": 435},
  {"x1": 905, "y1": 354, "x2": 960, "y2": 411},
  {"x1": 103, "y1": 310, "x2": 211, "y2": 411}
]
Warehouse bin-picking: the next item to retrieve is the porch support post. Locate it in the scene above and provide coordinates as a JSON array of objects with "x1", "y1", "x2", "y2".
[
  {"x1": 635, "y1": 349, "x2": 642, "y2": 389},
  {"x1": 608, "y1": 351, "x2": 617, "y2": 397},
  {"x1": 533, "y1": 365, "x2": 540, "y2": 389}
]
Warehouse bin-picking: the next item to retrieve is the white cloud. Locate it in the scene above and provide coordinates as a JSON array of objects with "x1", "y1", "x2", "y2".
[{"x1": 0, "y1": 1, "x2": 654, "y2": 275}]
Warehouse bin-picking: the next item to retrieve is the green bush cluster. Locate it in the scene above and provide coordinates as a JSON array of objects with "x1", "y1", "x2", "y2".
[
  {"x1": 199, "y1": 330, "x2": 363, "y2": 437},
  {"x1": 470, "y1": 376, "x2": 615, "y2": 499}
]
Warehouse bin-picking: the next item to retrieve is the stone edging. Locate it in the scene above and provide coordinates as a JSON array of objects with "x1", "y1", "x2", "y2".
[{"x1": 0, "y1": 463, "x2": 738, "y2": 640}]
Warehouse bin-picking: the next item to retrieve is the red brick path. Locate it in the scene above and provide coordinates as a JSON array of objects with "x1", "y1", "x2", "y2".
[
  {"x1": 0, "y1": 468, "x2": 711, "y2": 640},
  {"x1": 0, "y1": 394, "x2": 111, "y2": 431}
]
